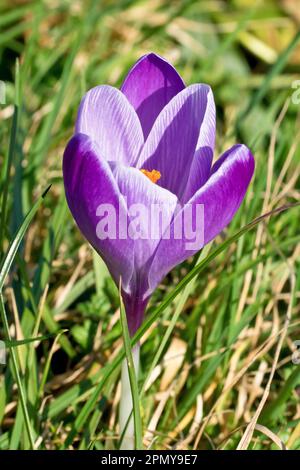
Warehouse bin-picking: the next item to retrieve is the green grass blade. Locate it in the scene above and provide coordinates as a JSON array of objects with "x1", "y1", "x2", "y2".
[
  {"x1": 0, "y1": 60, "x2": 20, "y2": 253},
  {"x1": 0, "y1": 186, "x2": 51, "y2": 291},
  {"x1": 238, "y1": 30, "x2": 300, "y2": 121},
  {"x1": 4, "y1": 332, "x2": 61, "y2": 348},
  {"x1": 0, "y1": 294, "x2": 35, "y2": 449},
  {"x1": 119, "y1": 289, "x2": 143, "y2": 450},
  {"x1": 260, "y1": 364, "x2": 300, "y2": 424},
  {"x1": 141, "y1": 244, "x2": 212, "y2": 398},
  {"x1": 63, "y1": 203, "x2": 299, "y2": 446}
]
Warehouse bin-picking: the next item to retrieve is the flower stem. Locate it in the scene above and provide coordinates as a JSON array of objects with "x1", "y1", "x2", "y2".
[{"x1": 119, "y1": 344, "x2": 140, "y2": 450}]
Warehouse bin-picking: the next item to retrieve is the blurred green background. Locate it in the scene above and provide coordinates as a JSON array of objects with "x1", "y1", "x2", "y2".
[{"x1": 0, "y1": 0, "x2": 300, "y2": 450}]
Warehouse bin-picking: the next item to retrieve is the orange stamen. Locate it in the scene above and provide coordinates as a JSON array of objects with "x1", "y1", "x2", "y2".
[{"x1": 140, "y1": 169, "x2": 161, "y2": 184}]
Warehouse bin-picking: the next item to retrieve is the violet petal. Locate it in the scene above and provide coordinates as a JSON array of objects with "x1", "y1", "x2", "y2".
[
  {"x1": 76, "y1": 85, "x2": 144, "y2": 166},
  {"x1": 148, "y1": 144, "x2": 255, "y2": 293},
  {"x1": 63, "y1": 133, "x2": 135, "y2": 292},
  {"x1": 181, "y1": 87, "x2": 216, "y2": 202},
  {"x1": 121, "y1": 52, "x2": 185, "y2": 139},
  {"x1": 110, "y1": 162, "x2": 178, "y2": 273},
  {"x1": 138, "y1": 84, "x2": 214, "y2": 200}
]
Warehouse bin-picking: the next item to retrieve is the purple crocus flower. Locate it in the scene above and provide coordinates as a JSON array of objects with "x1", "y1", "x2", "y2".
[{"x1": 63, "y1": 53, "x2": 254, "y2": 335}]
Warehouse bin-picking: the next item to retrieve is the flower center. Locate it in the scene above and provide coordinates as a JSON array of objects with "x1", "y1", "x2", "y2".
[{"x1": 140, "y1": 169, "x2": 161, "y2": 184}]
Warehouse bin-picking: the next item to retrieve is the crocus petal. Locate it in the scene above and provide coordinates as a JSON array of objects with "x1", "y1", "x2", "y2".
[
  {"x1": 121, "y1": 291, "x2": 150, "y2": 336},
  {"x1": 109, "y1": 162, "x2": 178, "y2": 272},
  {"x1": 181, "y1": 87, "x2": 216, "y2": 202},
  {"x1": 148, "y1": 144, "x2": 255, "y2": 293},
  {"x1": 121, "y1": 53, "x2": 185, "y2": 139},
  {"x1": 137, "y1": 84, "x2": 214, "y2": 200},
  {"x1": 75, "y1": 85, "x2": 144, "y2": 166},
  {"x1": 63, "y1": 133, "x2": 135, "y2": 292}
]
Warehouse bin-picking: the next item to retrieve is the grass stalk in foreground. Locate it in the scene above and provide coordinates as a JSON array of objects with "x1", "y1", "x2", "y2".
[
  {"x1": 0, "y1": 294, "x2": 35, "y2": 449},
  {"x1": 0, "y1": 187, "x2": 50, "y2": 448},
  {"x1": 119, "y1": 288, "x2": 143, "y2": 450}
]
